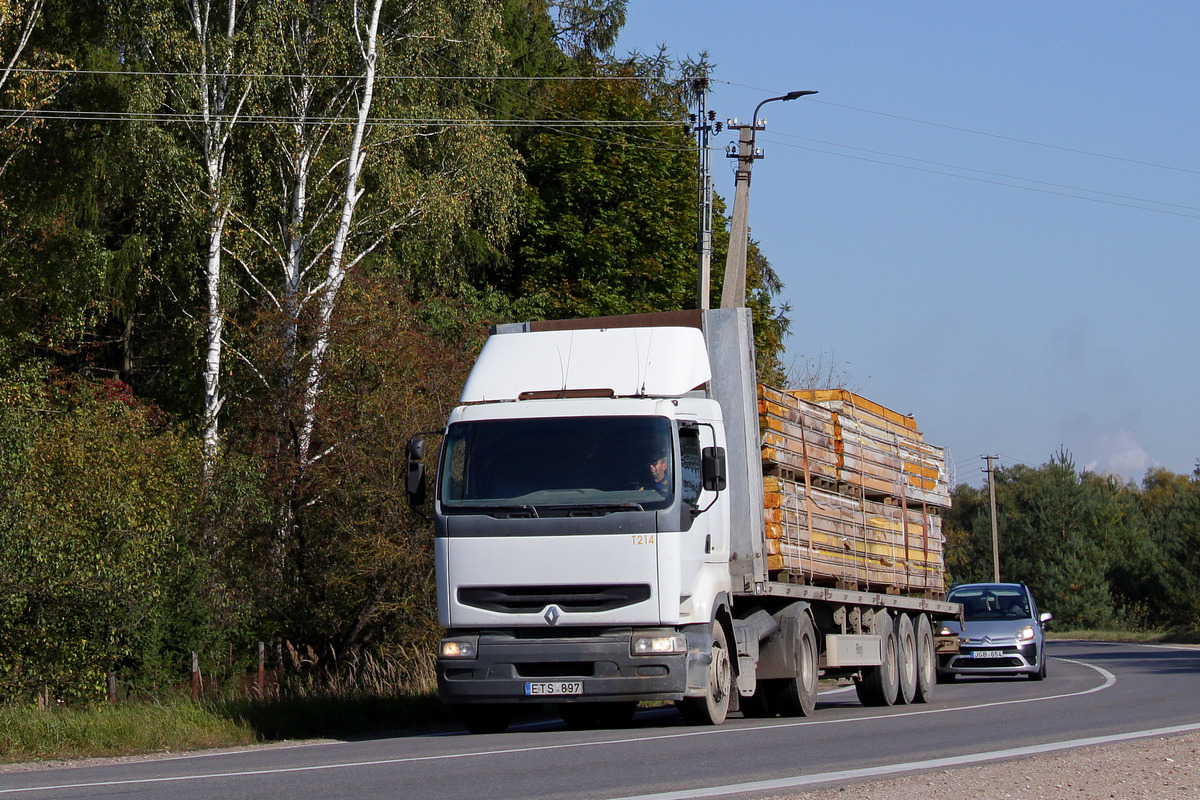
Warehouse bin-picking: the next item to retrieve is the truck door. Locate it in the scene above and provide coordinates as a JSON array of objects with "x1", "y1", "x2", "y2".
[{"x1": 676, "y1": 422, "x2": 724, "y2": 602}]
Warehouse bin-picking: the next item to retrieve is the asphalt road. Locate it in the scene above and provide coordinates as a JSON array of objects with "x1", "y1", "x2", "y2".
[{"x1": 3, "y1": 641, "x2": 1198, "y2": 800}]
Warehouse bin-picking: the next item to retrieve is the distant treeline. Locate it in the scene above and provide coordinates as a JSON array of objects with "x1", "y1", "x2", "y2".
[
  {"x1": 0, "y1": 1, "x2": 792, "y2": 704},
  {"x1": 944, "y1": 451, "x2": 1200, "y2": 631}
]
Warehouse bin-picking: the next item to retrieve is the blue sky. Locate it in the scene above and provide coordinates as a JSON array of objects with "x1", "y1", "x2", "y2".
[{"x1": 615, "y1": 2, "x2": 1200, "y2": 487}]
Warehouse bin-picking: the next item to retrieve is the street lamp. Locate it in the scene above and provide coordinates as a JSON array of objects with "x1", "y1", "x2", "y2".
[{"x1": 720, "y1": 89, "x2": 817, "y2": 310}]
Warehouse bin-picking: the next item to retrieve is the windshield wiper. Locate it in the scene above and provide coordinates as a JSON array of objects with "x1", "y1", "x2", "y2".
[
  {"x1": 549, "y1": 502, "x2": 646, "y2": 517},
  {"x1": 474, "y1": 504, "x2": 540, "y2": 519}
]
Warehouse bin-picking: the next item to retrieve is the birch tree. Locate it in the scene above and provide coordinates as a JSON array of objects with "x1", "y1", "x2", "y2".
[
  {"x1": 0, "y1": 0, "x2": 44, "y2": 179},
  {"x1": 134, "y1": 0, "x2": 255, "y2": 474},
  {"x1": 234, "y1": 0, "x2": 520, "y2": 542},
  {"x1": 0, "y1": 0, "x2": 71, "y2": 186}
]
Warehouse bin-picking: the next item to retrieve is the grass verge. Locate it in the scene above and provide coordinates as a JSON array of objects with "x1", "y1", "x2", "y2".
[
  {"x1": 0, "y1": 700, "x2": 255, "y2": 764},
  {"x1": 0, "y1": 692, "x2": 459, "y2": 765}
]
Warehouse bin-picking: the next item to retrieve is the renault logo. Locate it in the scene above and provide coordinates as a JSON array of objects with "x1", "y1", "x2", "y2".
[{"x1": 543, "y1": 605, "x2": 561, "y2": 626}]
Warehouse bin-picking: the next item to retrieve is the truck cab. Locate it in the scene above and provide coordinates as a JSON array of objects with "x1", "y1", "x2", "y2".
[{"x1": 413, "y1": 319, "x2": 736, "y2": 732}]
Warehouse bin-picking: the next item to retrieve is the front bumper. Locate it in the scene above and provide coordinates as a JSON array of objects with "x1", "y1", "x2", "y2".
[
  {"x1": 437, "y1": 627, "x2": 710, "y2": 705},
  {"x1": 941, "y1": 642, "x2": 1039, "y2": 674}
]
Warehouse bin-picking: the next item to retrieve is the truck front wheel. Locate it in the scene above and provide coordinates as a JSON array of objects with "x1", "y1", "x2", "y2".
[{"x1": 678, "y1": 622, "x2": 732, "y2": 725}]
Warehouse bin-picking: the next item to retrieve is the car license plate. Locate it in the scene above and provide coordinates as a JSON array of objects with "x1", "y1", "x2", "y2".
[
  {"x1": 972, "y1": 649, "x2": 1004, "y2": 658},
  {"x1": 524, "y1": 681, "x2": 583, "y2": 696}
]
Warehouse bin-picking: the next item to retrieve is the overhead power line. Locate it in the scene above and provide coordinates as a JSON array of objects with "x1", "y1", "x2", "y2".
[
  {"x1": 762, "y1": 136, "x2": 1200, "y2": 221},
  {"x1": 0, "y1": 108, "x2": 680, "y2": 128},
  {"x1": 765, "y1": 131, "x2": 1200, "y2": 215},
  {"x1": 6, "y1": 66, "x2": 695, "y2": 82},
  {"x1": 717, "y1": 79, "x2": 1200, "y2": 177},
  {"x1": 809, "y1": 99, "x2": 1200, "y2": 177}
]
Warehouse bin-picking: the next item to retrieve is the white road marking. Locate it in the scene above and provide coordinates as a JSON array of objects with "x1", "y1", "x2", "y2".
[
  {"x1": 606, "y1": 721, "x2": 1200, "y2": 800},
  {"x1": 0, "y1": 653, "x2": 1149, "y2": 796}
]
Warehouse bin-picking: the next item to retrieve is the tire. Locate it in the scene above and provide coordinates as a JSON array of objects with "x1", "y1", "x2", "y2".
[
  {"x1": 914, "y1": 614, "x2": 937, "y2": 703},
  {"x1": 1030, "y1": 648, "x2": 1047, "y2": 681},
  {"x1": 678, "y1": 621, "x2": 732, "y2": 725},
  {"x1": 856, "y1": 611, "x2": 899, "y2": 707},
  {"x1": 560, "y1": 702, "x2": 638, "y2": 729},
  {"x1": 895, "y1": 614, "x2": 918, "y2": 705},
  {"x1": 459, "y1": 704, "x2": 512, "y2": 735},
  {"x1": 768, "y1": 612, "x2": 819, "y2": 717}
]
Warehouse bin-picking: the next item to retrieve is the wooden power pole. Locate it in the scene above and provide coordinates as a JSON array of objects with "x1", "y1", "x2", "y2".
[{"x1": 984, "y1": 455, "x2": 1000, "y2": 582}]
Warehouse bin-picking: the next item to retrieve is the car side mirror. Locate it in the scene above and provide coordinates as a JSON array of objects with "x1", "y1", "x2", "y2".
[
  {"x1": 1039, "y1": 611, "x2": 1053, "y2": 625},
  {"x1": 406, "y1": 437, "x2": 426, "y2": 507},
  {"x1": 702, "y1": 446, "x2": 726, "y2": 492}
]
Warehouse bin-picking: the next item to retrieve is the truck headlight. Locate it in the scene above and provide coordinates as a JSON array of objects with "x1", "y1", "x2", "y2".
[
  {"x1": 631, "y1": 633, "x2": 687, "y2": 656},
  {"x1": 1015, "y1": 625, "x2": 1035, "y2": 643},
  {"x1": 440, "y1": 638, "x2": 478, "y2": 658}
]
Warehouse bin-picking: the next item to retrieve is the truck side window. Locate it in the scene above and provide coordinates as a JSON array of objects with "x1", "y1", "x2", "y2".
[{"x1": 680, "y1": 427, "x2": 702, "y2": 506}]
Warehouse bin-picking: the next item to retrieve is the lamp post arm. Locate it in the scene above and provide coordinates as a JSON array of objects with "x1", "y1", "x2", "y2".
[{"x1": 720, "y1": 90, "x2": 817, "y2": 309}]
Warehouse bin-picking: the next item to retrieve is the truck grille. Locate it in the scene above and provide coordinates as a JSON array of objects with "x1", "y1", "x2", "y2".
[{"x1": 458, "y1": 584, "x2": 652, "y2": 613}]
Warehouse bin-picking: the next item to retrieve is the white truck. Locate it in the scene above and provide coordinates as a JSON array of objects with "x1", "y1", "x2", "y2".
[{"x1": 407, "y1": 308, "x2": 959, "y2": 733}]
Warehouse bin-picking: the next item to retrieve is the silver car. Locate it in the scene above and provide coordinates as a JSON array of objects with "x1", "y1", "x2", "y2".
[{"x1": 937, "y1": 582, "x2": 1052, "y2": 681}]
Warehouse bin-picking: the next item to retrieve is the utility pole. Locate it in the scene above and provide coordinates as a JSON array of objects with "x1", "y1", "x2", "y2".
[
  {"x1": 721, "y1": 90, "x2": 816, "y2": 309},
  {"x1": 688, "y1": 79, "x2": 720, "y2": 309},
  {"x1": 983, "y1": 455, "x2": 1000, "y2": 582}
]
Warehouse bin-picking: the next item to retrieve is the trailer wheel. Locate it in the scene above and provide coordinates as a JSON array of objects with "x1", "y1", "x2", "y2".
[
  {"x1": 914, "y1": 614, "x2": 937, "y2": 702},
  {"x1": 895, "y1": 614, "x2": 918, "y2": 705},
  {"x1": 769, "y1": 612, "x2": 819, "y2": 717},
  {"x1": 855, "y1": 611, "x2": 899, "y2": 707},
  {"x1": 678, "y1": 621, "x2": 731, "y2": 725},
  {"x1": 459, "y1": 704, "x2": 513, "y2": 735}
]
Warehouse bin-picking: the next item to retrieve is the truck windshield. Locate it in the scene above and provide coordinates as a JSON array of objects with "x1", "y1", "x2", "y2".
[{"x1": 440, "y1": 416, "x2": 674, "y2": 512}]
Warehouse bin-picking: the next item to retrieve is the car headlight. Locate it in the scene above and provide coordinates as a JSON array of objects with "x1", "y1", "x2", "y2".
[
  {"x1": 631, "y1": 633, "x2": 687, "y2": 656},
  {"x1": 1015, "y1": 625, "x2": 1036, "y2": 643},
  {"x1": 440, "y1": 638, "x2": 478, "y2": 658},
  {"x1": 938, "y1": 626, "x2": 956, "y2": 637}
]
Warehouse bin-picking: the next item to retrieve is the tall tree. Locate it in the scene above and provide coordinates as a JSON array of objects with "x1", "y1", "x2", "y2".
[
  {"x1": 219, "y1": 0, "x2": 521, "y2": 647},
  {"x1": 507, "y1": 55, "x2": 696, "y2": 318}
]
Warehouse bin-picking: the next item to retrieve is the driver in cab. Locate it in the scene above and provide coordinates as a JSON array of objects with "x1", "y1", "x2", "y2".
[{"x1": 645, "y1": 450, "x2": 671, "y2": 496}]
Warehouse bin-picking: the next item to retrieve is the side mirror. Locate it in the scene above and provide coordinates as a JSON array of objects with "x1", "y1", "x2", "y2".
[
  {"x1": 406, "y1": 437, "x2": 426, "y2": 507},
  {"x1": 701, "y1": 446, "x2": 727, "y2": 492},
  {"x1": 1039, "y1": 611, "x2": 1053, "y2": 626}
]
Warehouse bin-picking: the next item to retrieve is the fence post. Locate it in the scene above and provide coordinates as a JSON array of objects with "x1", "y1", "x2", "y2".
[
  {"x1": 107, "y1": 672, "x2": 118, "y2": 704},
  {"x1": 257, "y1": 641, "x2": 265, "y2": 698},
  {"x1": 191, "y1": 651, "x2": 201, "y2": 701}
]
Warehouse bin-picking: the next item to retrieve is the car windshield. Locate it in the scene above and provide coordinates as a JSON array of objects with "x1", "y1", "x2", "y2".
[
  {"x1": 948, "y1": 586, "x2": 1031, "y2": 621},
  {"x1": 439, "y1": 415, "x2": 675, "y2": 511}
]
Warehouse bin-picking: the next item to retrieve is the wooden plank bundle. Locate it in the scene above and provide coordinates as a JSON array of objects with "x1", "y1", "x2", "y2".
[{"x1": 758, "y1": 386, "x2": 952, "y2": 595}]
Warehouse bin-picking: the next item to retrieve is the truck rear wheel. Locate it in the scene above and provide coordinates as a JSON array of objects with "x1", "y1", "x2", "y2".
[
  {"x1": 914, "y1": 614, "x2": 937, "y2": 702},
  {"x1": 768, "y1": 612, "x2": 819, "y2": 717},
  {"x1": 855, "y1": 612, "x2": 899, "y2": 707},
  {"x1": 895, "y1": 613, "x2": 918, "y2": 705},
  {"x1": 678, "y1": 622, "x2": 731, "y2": 725}
]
